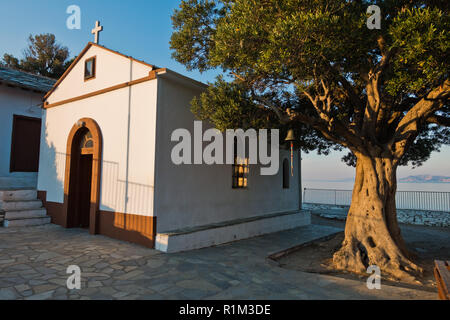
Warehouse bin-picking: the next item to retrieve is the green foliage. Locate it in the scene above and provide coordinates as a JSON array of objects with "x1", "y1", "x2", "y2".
[
  {"x1": 2, "y1": 34, "x2": 71, "y2": 79},
  {"x1": 171, "y1": 0, "x2": 228, "y2": 72},
  {"x1": 171, "y1": 0, "x2": 449, "y2": 166},
  {"x1": 192, "y1": 76, "x2": 340, "y2": 153},
  {"x1": 1, "y1": 54, "x2": 20, "y2": 69},
  {"x1": 191, "y1": 76, "x2": 269, "y2": 130},
  {"x1": 387, "y1": 7, "x2": 449, "y2": 96}
]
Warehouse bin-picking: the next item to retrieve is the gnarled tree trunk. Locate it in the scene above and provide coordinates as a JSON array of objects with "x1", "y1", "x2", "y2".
[{"x1": 332, "y1": 151, "x2": 423, "y2": 281}]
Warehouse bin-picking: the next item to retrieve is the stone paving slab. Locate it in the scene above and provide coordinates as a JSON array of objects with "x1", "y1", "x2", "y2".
[{"x1": 0, "y1": 223, "x2": 437, "y2": 300}]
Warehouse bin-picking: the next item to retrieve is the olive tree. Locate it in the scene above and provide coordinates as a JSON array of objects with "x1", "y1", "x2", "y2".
[{"x1": 170, "y1": 0, "x2": 449, "y2": 280}]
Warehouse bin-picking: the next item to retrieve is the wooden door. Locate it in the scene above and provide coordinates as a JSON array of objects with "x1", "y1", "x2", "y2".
[
  {"x1": 77, "y1": 154, "x2": 93, "y2": 228},
  {"x1": 10, "y1": 115, "x2": 42, "y2": 172}
]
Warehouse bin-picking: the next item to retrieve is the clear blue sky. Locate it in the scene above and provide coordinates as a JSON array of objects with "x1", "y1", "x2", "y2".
[
  {"x1": 1, "y1": 0, "x2": 448, "y2": 180},
  {"x1": 0, "y1": 0, "x2": 219, "y2": 83}
]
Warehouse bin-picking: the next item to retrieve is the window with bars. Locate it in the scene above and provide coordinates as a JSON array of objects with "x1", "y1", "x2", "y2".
[
  {"x1": 232, "y1": 137, "x2": 249, "y2": 188},
  {"x1": 80, "y1": 130, "x2": 94, "y2": 155},
  {"x1": 232, "y1": 158, "x2": 249, "y2": 189}
]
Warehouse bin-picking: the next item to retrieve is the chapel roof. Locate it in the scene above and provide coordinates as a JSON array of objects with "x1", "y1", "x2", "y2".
[{"x1": 0, "y1": 66, "x2": 56, "y2": 93}]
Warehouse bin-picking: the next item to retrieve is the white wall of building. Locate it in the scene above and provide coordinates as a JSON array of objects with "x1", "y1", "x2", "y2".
[
  {"x1": 38, "y1": 46, "x2": 158, "y2": 216},
  {"x1": 38, "y1": 44, "x2": 302, "y2": 234},
  {"x1": 0, "y1": 85, "x2": 43, "y2": 188},
  {"x1": 153, "y1": 77, "x2": 301, "y2": 233},
  {"x1": 46, "y1": 45, "x2": 152, "y2": 104}
]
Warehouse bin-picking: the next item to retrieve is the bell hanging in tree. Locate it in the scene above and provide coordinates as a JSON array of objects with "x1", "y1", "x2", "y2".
[{"x1": 285, "y1": 129, "x2": 296, "y2": 176}]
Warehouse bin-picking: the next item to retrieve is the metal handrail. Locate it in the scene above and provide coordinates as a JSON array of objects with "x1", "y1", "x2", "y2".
[{"x1": 303, "y1": 188, "x2": 450, "y2": 212}]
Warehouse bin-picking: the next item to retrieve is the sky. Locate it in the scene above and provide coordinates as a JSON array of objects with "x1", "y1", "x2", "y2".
[
  {"x1": 0, "y1": 0, "x2": 218, "y2": 83},
  {"x1": 1, "y1": 0, "x2": 448, "y2": 181},
  {"x1": 301, "y1": 149, "x2": 450, "y2": 181}
]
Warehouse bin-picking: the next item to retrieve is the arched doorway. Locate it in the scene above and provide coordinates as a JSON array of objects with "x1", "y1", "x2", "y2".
[
  {"x1": 283, "y1": 158, "x2": 290, "y2": 189},
  {"x1": 63, "y1": 118, "x2": 102, "y2": 235}
]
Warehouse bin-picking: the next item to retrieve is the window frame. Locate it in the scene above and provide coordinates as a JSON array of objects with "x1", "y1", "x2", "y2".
[
  {"x1": 79, "y1": 130, "x2": 94, "y2": 155},
  {"x1": 232, "y1": 137, "x2": 249, "y2": 189},
  {"x1": 232, "y1": 158, "x2": 249, "y2": 189},
  {"x1": 84, "y1": 56, "x2": 96, "y2": 81}
]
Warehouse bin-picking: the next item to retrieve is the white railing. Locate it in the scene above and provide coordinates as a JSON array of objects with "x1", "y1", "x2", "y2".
[{"x1": 303, "y1": 188, "x2": 450, "y2": 212}]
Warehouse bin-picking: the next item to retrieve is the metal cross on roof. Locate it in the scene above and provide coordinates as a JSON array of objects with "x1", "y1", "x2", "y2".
[{"x1": 91, "y1": 21, "x2": 103, "y2": 44}]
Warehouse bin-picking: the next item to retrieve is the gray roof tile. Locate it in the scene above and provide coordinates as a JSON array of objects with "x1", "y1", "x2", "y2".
[{"x1": 0, "y1": 67, "x2": 56, "y2": 93}]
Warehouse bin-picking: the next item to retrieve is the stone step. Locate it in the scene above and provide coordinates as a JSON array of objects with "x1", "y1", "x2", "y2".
[
  {"x1": 0, "y1": 189, "x2": 37, "y2": 201},
  {"x1": 4, "y1": 208, "x2": 47, "y2": 220},
  {"x1": 0, "y1": 200, "x2": 43, "y2": 211},
  {"x1": 0, "y1": 177, "x2": 37, "y2": 190},
  {"x1": 156, "y1": 210, "x2": 312, "y2": 253},
  {"x1": 4, "y1": 216, "x2": 51, "y2": 227}
]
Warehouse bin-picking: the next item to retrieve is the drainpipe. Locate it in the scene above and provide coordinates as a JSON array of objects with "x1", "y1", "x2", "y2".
[
  {"x1": 124, "y1": 59, "x2": 133, "y2": 216},
  {"x1": 298, "y1": 149, "x2": 302, "y2": 210}
]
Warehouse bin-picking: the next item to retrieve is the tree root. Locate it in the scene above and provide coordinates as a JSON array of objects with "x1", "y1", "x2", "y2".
[{"x1": 332, "y1": 240, "x2": 424, "y2": 283}]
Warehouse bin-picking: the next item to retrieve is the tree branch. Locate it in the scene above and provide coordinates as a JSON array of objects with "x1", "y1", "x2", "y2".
[
  {"x1": 426, "y1": 114, "x2": 450, "y2": 127},
  {"x1": 392, "y1": 79, "x2": 450, "y2": 161},
  {"x1": 372, "y1": 35, "x2": 395, "y2": 78},
  {"x1": 230, "y1": 71, "x2": 245, "y2": 82},
  {"x1": 251, "y1": 94, "x2": 290, "y2": 124},
  {"x1": 299, "y1": 88, "x2": 364, "y2": 149},
  {"x1": 362, "y1": 76, "x2": 381, "y2": 143}
]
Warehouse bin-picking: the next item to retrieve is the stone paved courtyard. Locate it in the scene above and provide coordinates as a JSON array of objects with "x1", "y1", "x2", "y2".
[{"x1": 0, "y1": 223, "x2": 437, "y2": 300}]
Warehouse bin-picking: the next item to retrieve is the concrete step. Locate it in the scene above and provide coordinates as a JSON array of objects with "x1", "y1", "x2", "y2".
[
  {"x1": 4, "y1": 208, "x2": 47, "y2": 220},
  {"x1": 0, "y1": 200, "x2": 43, "y2": 211},
  {"x1": 0, "y1": 177, "x2": 37, "y2": 190},
  {"x1": 4, "y1": 216, "x2": 51, "y2": 227},
  {"x1": 156, "y1": 210, "x2": 312, "y2": 253},
  {"x1": 0, "y1": 189, "x2": 37, "y2": 201}
]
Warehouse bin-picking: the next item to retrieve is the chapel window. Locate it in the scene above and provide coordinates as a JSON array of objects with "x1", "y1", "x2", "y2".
[
  {"x1": 80, "y1": 130, "x2": 94, "y2": 154},
  {"x1": 232, "y1": 137, "x2": 249, "y2": 189},
  {"x1": 84, "y1": 56, "x2": 96, "y2": 80}
]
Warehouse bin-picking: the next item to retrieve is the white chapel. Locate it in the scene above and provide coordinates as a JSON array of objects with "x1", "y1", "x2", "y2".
[{"x1": 3, "y1": 25, "x2": 310, "y2": 252}]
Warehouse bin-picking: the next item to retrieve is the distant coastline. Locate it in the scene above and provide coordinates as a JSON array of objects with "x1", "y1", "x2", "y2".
[
  {"x1": 398, "y1": 175, "x2": 450, "y2": 183},
  {"x1": 304, "y1": 175, "x2": 450, "y2": 184}
]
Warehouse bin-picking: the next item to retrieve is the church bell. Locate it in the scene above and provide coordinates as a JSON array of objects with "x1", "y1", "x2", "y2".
[{"x1": 284, "y1": 129, "x2": 296, "y2": 143}]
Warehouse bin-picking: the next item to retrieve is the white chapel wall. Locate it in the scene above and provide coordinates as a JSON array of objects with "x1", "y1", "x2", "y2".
[
  {"x1": 38, "y1": 75, "x2": 158, "y2": 216},
  {"x1": 46, "y1": 45, "x2": 152, "y2": 105},
  {"x1": 153, "y1": 77, "x2": 301, "y2": 233}
]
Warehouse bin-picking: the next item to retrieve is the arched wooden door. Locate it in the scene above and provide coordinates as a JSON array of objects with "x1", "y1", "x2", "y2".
[{"x1": 63, "y1": 118, "x2": 102, "y2": 234}]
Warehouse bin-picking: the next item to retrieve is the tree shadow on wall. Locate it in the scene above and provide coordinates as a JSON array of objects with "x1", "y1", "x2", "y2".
[
  {"x1": 37, "y1": 128, "x2": 65, "y2": 225},
  {"x1": 39, "y1": 128, "x2": 156, "y2": 247}
]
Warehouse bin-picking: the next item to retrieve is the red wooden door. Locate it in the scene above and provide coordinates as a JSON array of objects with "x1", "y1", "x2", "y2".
[{"x1": 10, "y1": 115, "x2": 42, "y2": 172}]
